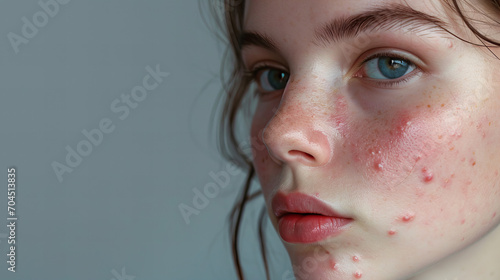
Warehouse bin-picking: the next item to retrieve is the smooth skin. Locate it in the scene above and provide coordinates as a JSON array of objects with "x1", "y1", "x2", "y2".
[{"x1": 242, "y1": 0, "x2": 500, "y2": 279}]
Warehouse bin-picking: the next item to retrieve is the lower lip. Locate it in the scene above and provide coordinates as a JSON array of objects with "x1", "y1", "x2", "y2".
[{"x1": 278, "y1": 214, "x2": 352, "y2": 243}]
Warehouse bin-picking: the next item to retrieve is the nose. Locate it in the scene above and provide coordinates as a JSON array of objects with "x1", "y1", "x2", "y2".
[{"x1": 261, "y1": 92, "x2": 335, "y2": 167}]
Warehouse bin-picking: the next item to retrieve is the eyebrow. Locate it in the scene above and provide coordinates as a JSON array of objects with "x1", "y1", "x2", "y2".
[
  {"x1": 240, "y1": 4, "x2": 449, "y2": 51},
  {"x1": 240, "y1": 32, "x2": 279, "y2": 52}
]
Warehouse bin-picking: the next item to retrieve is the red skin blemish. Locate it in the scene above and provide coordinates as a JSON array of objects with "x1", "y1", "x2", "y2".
[
  {"x1": 422, "y1": 167, "x2": 434, "y2": 183},
  {"x1": 329, "y1": 260, "x2": 338, "y2": 270},
  {"x1": 315, "y1": 192, "x2": 320, "y2": 197},
  {"x1": 401, "y1": 213, "x2": 415, "y2": 222},
  {"x1": 374, "y1": 159, "x2": 384, "y2": 171},
  {"x1": 354, "y1": 271, "x2": 363, "y2": 279},
  {"x1": 388, "y1": 230, "x2": 397, "y2": 236},
  {"x1": 461, "y1": 219, "x2": 466, "y2": 225},
  {"x1": 493, "y1": 212, "x2": 497, "y2": 219},
  {"x1": 390, "y1": 111, "x2": 413, "y2": 138},
  {"x1": 352, "y1": 256, "x2": 360, "y2": 262}
]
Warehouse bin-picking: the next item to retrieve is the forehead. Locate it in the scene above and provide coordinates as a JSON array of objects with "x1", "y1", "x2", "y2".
[{"x1": 243, "y1": 0, "x2": 448, "y2": 36}]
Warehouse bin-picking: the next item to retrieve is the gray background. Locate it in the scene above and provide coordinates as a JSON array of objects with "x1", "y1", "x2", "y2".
[{"x1": 0, "y1": 1, "x2": 289, "y2": 279}]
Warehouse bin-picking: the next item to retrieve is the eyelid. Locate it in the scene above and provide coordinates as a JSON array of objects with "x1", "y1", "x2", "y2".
[{"x1": 246, "y1": 61, "x2": 289, "y2": 76}]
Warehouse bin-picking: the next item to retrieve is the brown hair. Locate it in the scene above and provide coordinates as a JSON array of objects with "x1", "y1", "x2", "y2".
[{"x1": 207, "y1": 0, "x2": 500, "y2": 279}]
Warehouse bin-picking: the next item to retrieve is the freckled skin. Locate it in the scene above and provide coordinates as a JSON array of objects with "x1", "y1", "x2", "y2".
[{"x1": 244, "y1": 0, "x2": 500, "y2": 279}]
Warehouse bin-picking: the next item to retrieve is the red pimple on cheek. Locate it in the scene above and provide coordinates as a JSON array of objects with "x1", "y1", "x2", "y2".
[
  {"x1": 388, "y1": 230, "x2": 397, "y2": 236},
  {"x1": 352, "y1": 256, "x2": 360, "y2": 262},
  {"x1": 391, "y1": 111, "x2": 413, "y2": 138},
  {"x1": 374, "y1": 159, "x2": 384, "y2": 171},
  {"x1": 354, "y1": 271, "x2": 363, "y2": 278},
  {"x1": 400, "y1": 212, "x2": 415, "y2": 222},
  {"x1": 329, "y1": 260, "x2": 338, "y2": 270},
  {"x1": 421, "y1": 167, "x2": 434, "y2": 183}
]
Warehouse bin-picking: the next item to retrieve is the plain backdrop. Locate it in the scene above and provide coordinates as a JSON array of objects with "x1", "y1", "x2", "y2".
[{"x1": 0, "y1": 1, "x2": 290, "y2": 279}]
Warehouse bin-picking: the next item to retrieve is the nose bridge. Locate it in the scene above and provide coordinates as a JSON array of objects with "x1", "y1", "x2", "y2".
[{"x1": 262, "y1": 77, "x2": 336, "y2": 167}]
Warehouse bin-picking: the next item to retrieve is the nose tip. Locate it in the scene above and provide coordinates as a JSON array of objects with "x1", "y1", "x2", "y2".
[{"x1": 262, "y1": 125, "x2": 333, "y2": 167}]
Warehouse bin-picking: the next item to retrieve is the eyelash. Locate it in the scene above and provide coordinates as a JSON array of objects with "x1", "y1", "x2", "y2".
[
  {"x1": 245, "y1": 51, "x2": 422, "y2": 92},
  {"x1": 245, "y1": 63, "x2": 274, "y2": 80}
]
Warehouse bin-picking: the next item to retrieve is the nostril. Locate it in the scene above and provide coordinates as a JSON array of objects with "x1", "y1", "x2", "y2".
[{"x1": 288, "y1": 150, "x2": 315, "y2": 161}]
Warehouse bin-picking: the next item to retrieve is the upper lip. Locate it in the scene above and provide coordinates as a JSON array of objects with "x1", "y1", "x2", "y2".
[{"x1": 271, "y1": 191, "x2": 349, "y2": 218}]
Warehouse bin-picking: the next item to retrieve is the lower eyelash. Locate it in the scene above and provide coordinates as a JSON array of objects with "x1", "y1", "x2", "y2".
[{"x1": 368, "y1": 70, "x2": 423, "y2": 88}]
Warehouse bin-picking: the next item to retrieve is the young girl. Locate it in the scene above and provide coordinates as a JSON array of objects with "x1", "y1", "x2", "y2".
[{"x1": 214, "y1": 0, "x2": 500, "y2": 279}]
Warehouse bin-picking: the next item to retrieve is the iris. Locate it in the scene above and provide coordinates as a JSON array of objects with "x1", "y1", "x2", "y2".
[
  {"x1": 365, "y1": 56, "x2": 414, "y2": 80},
  {"x1": 259, "y1": 69, "x2": 289, "y2": 91}
]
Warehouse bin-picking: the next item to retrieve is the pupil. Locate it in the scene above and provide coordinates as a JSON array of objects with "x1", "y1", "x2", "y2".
[{"x1": 268, "y1": 70, "x2": 287, "y2": 89}]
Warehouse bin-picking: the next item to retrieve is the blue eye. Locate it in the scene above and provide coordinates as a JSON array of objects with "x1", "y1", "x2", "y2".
[
  {"x1": 364, "y1": 56, "x2": 416, "y2": 80},
  {"x1": 256, "y1": 68, "x2": 289, "y2": 92}
]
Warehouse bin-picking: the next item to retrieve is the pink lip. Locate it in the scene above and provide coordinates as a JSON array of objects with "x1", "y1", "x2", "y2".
[{"x1": 272, "y1": 192, "x2": 352, "y2": 244}]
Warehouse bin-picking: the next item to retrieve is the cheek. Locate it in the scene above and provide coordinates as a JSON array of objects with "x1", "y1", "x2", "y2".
[
  {"x1": 337, "y1": 98, "x2": 462, "y2": 186},
  {"x1": 250, "y1": 103, "x2": 278, "y2": 191},
  {"x1": 338, "y1": 96, "x2": 500, "y2": 240}
]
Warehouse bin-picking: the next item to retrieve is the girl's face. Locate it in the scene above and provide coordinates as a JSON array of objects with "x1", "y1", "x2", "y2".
[{"x1": 243, "y1": 0, "x2": 500, "y2": 279}]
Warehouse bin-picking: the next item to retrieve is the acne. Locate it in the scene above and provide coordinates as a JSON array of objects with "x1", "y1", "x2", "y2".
[
  {"x1": 374, "y1": 159, "x2": 384, "y2": 172},
  {"x1": 329, "y1": 260, "x2": 338, "y2": 270},
  {"x1": 332, "y1": 82, "x2": 471, "y2": 192},
  {"x1": 354, "y1": 271, "x2": 363, "y2": 279},
  {"x1": 352, "y1": 256, "x2": 360, "y2": 262},
  {"x1": 421, "y1": 167, "x2": 434, "y2": 183},
  {"x1": 400, "y1": 212, "x2": 415, "y2": 222},
  {"x1": 388, "y1": 230, "x2": 397, "y2": 236}
]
